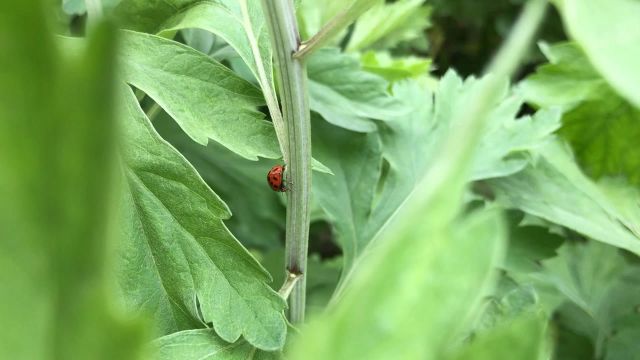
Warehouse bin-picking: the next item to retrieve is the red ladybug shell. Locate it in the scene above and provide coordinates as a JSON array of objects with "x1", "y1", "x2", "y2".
[{"x1": 267, "y1": 165, "x2": 287, "y2": 192}]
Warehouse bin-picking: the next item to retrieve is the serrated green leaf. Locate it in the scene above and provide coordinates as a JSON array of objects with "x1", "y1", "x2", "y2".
[
  {"x1": 290, "y1": 209, "x2": 506, "y2": 360},
  {"x1": 447, "y1": 315, "x2": 547, "y2": 360},
  {"x1": 346, "y1": 0, "x2": 431, "y2": 52},
  {"x1": 488, "y1": 140, "x2": 640, "y2": 255},
  {"x1": 153, "y1": 329, "x2": 281, "y2": 360},
  {"x1": 554, "y1": 0, "x2": 640, "y2": 108},
  {"x1": 115, "y1": 0, "x2": 275, "y2": 109},
  {"x1": 0, "y1": 3, "x2": 146, "y2": 358},
  {"x1": 154, "y1": 112, "x2": 286, "y2": 250},
  {"x1": 520, "y1": 42, "x2": 640, "y2": 186},
  {"x1": 118, "y1": 30, "x2": 281, "y2": 161},
  {"x1": 117, "y1": 86, "x2": 287, "y2": 350},
  {"x1": 313, "y1": 72, "x2": 560, "y2": 273},
  {"x1": 307, "y1": 48, "x2": 405, "y2": 132}
]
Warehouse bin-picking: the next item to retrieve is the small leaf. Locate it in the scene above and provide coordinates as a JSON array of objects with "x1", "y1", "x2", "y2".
[{"x1": 117, "y1": 86, "x2": 287, "y2": 350}]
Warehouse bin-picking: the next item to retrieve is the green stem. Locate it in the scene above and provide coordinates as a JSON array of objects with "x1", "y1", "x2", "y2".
[
  {"x1": 260, "y1": 0, "x2": 312, "y2": 324},
  {"x1": 294, "y1": 0, "x2": 377, "y2": 60}
]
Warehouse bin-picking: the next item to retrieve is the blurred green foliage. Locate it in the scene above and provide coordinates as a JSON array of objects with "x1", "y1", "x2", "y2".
[
  {"x1": 3, "y1": 0, "x2": 640, "y2": 359},
  {"x1": 0, "y1": 1, "x2": 146, "y2": 359}
]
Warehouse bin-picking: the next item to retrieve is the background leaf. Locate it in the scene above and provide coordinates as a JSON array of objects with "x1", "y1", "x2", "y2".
[
  {"x1": 307, "y1": 48, "x2": 405, "y2": 132},
  {"x1": 487, "y1": 140, "x2": 640, "y2": 256},
  {"x1": 117, "y1": 86, "x2": 287, "y2": 350},
  {"x1": 313, "y1": 72, "x2": 560, "y2": 274},
  {"x1": 520, "y1": 42, "x2": 640, "y2": 186},
  {"x1": 554, "y1": 0, "x2": 640, "y2": 108}
]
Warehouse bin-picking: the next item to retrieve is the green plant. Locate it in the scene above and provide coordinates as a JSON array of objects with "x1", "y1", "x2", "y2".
[{"x1": 2, "y1": 0, "x2": 640, "y2": 359}]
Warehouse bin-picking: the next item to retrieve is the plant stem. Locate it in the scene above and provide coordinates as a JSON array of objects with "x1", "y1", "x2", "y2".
[
  {"x1": 239, "y1": 0, "x2": 289, "y2": 164},
  {"x1": 294, "y1": 0, "x2": 377, "y2": 60},
  {"x1": 260, "y1": 0, "x2": 312, "y2": 324}
]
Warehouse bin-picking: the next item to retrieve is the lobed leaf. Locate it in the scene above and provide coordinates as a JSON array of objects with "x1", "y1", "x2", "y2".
[
  {"x1": 313, "y1": 71, "x2": 560, "y2": 273},
  {"x1": 118, "y1": 30, "x2": 281, "y2": 161},
  {"x1": 117, "y1": 86, "x2": 287, "y2": 350}
]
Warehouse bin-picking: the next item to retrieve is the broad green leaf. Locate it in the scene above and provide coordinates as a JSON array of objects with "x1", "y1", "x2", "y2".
[
  {"x1": 554, "y1": 0, "x2": 640, "y2": 108},
  {"x1": 488, "y1": 140, "x2": 640, "y2": 256},
  {"x1": 290, "y1": 209, "x2": 506, "y2": 360},
  {"x1": 313, "y1": 72, "x2": 560, "y2": 273},
  {"x1": 117, "y1": 86, "x2": 287, "y2": 350},
  {"x1": 448, "y1": 315, "x2": 547, "y2": 360},
  {"x1": 0, "y1": 3, "x2": 145, "y2": 358},
  {"x1": 154, "y1": 112, "x2": 285, "y2": 250},
  {"x1": 307, "y1": 48, "x2": 405, "y2": 132},
  {"x1": 154, "y1": 329, "x2": 280, "y2": 360},
  {"x1": 119, "y1": 30, "x2": 280, "y2": 161},
  {"x1": 360, "y1": 51, "x2": 431, "y2": 82},
  {"x1": 156, "y1": 0, "x2": 273, "y2": 92},
  {"x1": 520, "y1": 42, "x2": 640, "y2": 186},
  {"x1": 113, "y1": 0, "x2": 280, "y2": 143},
  {"x1": 346, "y1": 0, "x2": 431, "y2": 52}
]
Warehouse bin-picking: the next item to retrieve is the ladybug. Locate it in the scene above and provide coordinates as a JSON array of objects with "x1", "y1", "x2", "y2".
[{"x1": 267, "y1": 164, "x2": 287, "y2": 192}]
